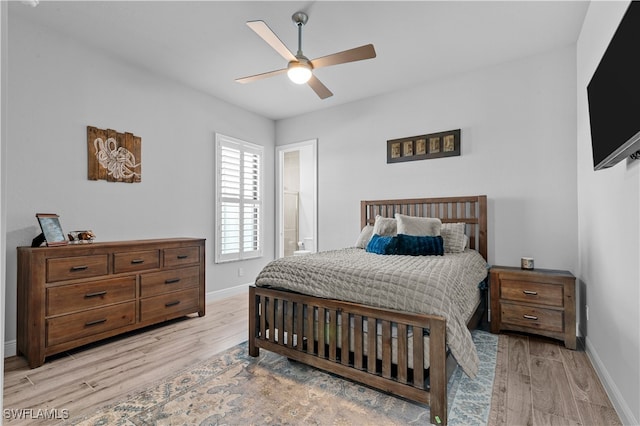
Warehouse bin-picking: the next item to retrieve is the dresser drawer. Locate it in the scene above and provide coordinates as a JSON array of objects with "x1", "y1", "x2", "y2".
[
  {"x1": 164, "y1": 246, "x2": 200, "y2": 268},
  {"x1": 140, "y1": 287, "x2": 200, "y2": 323},
  {"x1": 500, "y1": 302, "x2": 564, "y2": 333},
  {"x1": 46, "y1": 255, "x2": 109, "y2": 283},
  {"x1": 47, "y1": 302, "x2": 135, "y2": 347},
  {"x1": 113, "y1": 250, "x2": 160, "y2": 273},
  {"x1": 46, "y1": 276, "x2": 136, "y2": 316},
  {"x1": 140, "y1": 266, "x2": 200, "y2": 297},
  {"x1": 499, "y1": 279, "x2": 563, "y2": 307}
]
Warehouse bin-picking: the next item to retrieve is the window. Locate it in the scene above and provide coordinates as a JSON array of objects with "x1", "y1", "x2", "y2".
[{"x1": 215, "y1": 134, "x2": 263, "y2": 263}]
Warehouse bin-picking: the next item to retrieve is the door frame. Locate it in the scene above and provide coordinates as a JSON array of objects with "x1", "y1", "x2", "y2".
[{"x1": 275, "y1": 139, "x2": 317, "y2": 258}]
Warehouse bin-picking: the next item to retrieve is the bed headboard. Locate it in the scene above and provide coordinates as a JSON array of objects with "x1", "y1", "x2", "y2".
[{"x1": 360, "y1": 195, "x2": 487, "y2": 261}]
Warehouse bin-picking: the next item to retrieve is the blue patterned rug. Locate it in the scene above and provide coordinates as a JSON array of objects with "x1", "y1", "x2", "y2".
[{"x1": 69, "y1": 330, "x2": 497, "y2": 425}]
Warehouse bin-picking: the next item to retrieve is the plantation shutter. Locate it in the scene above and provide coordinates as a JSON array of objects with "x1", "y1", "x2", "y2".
[{"x1": 215, "y1": 134, "x2": 263, "y2": 263}]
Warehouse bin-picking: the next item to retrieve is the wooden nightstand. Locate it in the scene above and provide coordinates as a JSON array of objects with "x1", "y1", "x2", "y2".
[{"x1": 490, "y1": 266, "x2": 576, "y2": 349}]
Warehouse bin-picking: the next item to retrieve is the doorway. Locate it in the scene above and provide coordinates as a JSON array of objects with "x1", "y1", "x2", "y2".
[{"x1": 276, "y1": 140, "x2": 317, "y2": 258}]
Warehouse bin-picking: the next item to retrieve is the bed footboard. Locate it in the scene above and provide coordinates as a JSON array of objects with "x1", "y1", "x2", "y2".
[{"x1": 249, "y1": 285, "x2": 449, "y2": 425}]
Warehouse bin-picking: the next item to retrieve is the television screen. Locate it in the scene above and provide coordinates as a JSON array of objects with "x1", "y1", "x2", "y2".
[{"x1": 587, "y1": 1, "x2": 640, "y2": 171}]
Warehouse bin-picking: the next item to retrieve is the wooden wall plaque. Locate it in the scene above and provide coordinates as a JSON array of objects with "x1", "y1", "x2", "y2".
[{"x1": 87, "y1": 126, "x2": 141, "y2": 183}]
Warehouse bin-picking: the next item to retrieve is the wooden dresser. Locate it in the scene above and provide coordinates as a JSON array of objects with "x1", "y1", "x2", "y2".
[
  {"x1": 490, "y1": 265, "x2": 576, "y2": 349},
  {"x1": 17, "y1": 238, "x2": 205, "y2": 368}
]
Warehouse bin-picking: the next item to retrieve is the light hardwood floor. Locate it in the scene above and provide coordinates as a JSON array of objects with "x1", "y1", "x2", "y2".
[{"x1": 4, "y1": 292, "x2": 622, "y2": 425}]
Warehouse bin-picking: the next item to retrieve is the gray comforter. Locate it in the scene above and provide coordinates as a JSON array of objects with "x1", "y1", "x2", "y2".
[{"x1": 255, "y1": 248, "x2": 488, "y2": 377}]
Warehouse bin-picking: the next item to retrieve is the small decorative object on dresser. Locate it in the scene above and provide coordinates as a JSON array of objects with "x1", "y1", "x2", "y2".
[
  {"x1": 35, "y1": 213, "x2": 68, "y2": 247},
  {"x1": 490, "y1": 265, "x2": 576, "y2": 349},
  {"x1": 17, "y1": 238, "x2": 205, "y2": 368}
]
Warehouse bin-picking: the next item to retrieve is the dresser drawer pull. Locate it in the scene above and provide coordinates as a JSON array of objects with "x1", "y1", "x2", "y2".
[
  {"x1": 165, "y1": 278, "x2": 181, "y2": 284},
  {"x1": 165, "y1": 300, "x2": 181, "y2": 307},
  {"x1": 523, "y1": 290, "x2": 538, "y2": 295},
  {"x1": 71, "y1": 265, "x2": 89, "y2": 271},
  {"x1": 131, "y1": 259, "x2": 145, "y2": 264},
  {"x1": 84, "y1": 290, "x2": 107, "y2": 298},
  {"x1": 523, "y1": 314, "x2": 538, "y2": 321},
  {"x1": 177, "y1": 255, "x2": 189, "y2": 259},
  {"x1": 85, "y1": 318, "x2": 107, "y2": 327}
]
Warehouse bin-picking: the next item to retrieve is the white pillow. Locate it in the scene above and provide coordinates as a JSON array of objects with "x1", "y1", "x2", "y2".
[
  {"x1": 441, "y1": 222, "x2": 466, "y2": 253},
  {"x1": 395, "y1": 213, "x2": 441, "y2": 236},
  {"x1": 372, "y1": 215, "x2": 397, "y2": 236},
  {"x1": 355, "y1": 225, "x2": 374, "y2": 248}
]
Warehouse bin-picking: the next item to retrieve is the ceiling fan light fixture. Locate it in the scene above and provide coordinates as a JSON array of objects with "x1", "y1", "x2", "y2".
[{"x1": 287, "y1": 61, "x2": 312, "y2": 84}]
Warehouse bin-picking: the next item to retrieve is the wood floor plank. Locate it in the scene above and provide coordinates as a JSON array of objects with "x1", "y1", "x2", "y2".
[
  {"x1": 530, "y1": 356, "x2": 581, "y2": 423},
  {"x1": 561, "y1": 346, "x2": 613, "y2": 407},
  {"x1": 575, "y1": 399, "x2": 622, "y2": 426},
  {"x1": 508, "y1": 334, "x2": 530, "y2": 375},
  {"x1": 489, "y1": 334, "x2": 509, "y2": 425},
  {"x1": 528, "y1": 336, "x2": 562, "y2": 361},
  {"x1": 533, "y1": 408, "x2": 582, "y2": 426},
  {"x1": 507, "y1": 372, "x2": 533, "y2": 426}
]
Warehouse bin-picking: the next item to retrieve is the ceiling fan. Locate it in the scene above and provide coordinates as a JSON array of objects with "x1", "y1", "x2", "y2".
[{"x1": 235, "y1": 11, "x2": 376, "y2": 99}]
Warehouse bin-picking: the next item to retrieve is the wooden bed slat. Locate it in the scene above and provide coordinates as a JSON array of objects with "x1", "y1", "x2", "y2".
[
  {"x1": 367, "y1": 318, "x2": 377, "y2": 373},
  {"x1": 354, "y1": 315, "x2": 363, "y2": 369},
  {"x1": 382, "y1": 320, "x2": 392, "y2": 379},
  {"x1": 398, "y1": 323, "x2": 408, "y2": 384}
]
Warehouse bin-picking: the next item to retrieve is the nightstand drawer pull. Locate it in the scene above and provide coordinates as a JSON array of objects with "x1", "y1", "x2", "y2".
[
  {"x1": 71, "y1": 265, "x2": 89, "y2": 271},
  {"x1": 523, "y1": 314, "x2": 538, "y2": 320},
  {"x1": 85, "y1": 318, "x2": 107, "y2": 327},
  {"x1": 84, "y1": 290, "x2": 107, "y2": 298},
  {"x1": 165, "y1": 278, "x2": 181, "y2": 284},
  {"x1": 131, "y1": 259, "x2": 145, "y2": 264},
  {"x1": 165, "y1": 300, "x2": 181, "y2": 307},
  {"x1": 523, "y1": 290, "x2": 538, "y2": 295},
  {"x1": 177, "y1": 255, "x2": 189, "y2": 259}
]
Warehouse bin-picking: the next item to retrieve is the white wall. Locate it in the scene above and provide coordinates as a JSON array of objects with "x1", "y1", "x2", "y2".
[
  {"x1": 276, "y1": 46, "x2": 578, "y2": 273},
  {"x1": 576, "y1": 1, "x2": 639, "y2": 423},
  {"x1": 3, "y1": 16, "x2": 275, "y2": 351}
]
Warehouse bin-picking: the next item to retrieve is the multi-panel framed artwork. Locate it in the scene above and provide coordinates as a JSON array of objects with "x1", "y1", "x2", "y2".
[{"x1": 387, "y1": 129, "x2": 460, "y2": 163}]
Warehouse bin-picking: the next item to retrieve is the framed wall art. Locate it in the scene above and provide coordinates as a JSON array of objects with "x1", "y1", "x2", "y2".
[{"x1": 387, "y1": 129, "x2": 461, "y2": 164}]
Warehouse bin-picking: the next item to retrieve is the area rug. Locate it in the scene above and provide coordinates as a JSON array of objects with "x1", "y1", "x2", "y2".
[{"x1": 68, "y1": 330, "x2": 497, "y2": 425}]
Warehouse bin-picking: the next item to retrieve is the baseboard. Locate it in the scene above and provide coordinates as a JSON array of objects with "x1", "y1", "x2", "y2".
[
  {"x1": 4, "y1": 338, "x2": 15, "y2": 358},
  {"x1": 585, "y1": 336, "x2": 638, "y2": 425},
  {"x1": 3, "y1": 284, "x2": 251, "y2": 359},
  {"x1": 206, "y1": 282, "x2": 250, "y2": 302}
]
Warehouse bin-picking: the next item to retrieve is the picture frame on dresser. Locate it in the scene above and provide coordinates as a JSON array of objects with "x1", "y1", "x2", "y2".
[{"x1": 36, "y1": 213, "x2": 67, "y2": 247}]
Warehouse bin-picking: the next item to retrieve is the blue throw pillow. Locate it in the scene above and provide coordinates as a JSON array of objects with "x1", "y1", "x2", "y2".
[
  {"x1": 396, "y1": 234, "x2": 444, "y2": 256},
  {"x1": 366, "y1": 234, "x2": 398, "y2": 255}
]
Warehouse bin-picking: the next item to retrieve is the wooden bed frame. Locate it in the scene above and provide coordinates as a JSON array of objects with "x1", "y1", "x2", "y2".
[{"x1": 249, "y1": 195, "x2": 487, "y2": 425}]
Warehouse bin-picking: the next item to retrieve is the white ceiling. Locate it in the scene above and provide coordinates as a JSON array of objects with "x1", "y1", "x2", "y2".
[{"x1": 9, "y1": 1, "x2": 589, "y2": 121}]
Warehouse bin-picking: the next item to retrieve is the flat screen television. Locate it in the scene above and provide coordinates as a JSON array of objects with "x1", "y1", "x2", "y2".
[{"x1": 587, "y1": 1, "x2": 640, "y2": 171}]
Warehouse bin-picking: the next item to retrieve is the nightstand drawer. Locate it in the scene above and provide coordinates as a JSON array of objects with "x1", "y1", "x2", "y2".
[
  {"x1": 46, "y1": 255, "x2": 109, "y2": 283},
  {"x1": 113, "y1": 250, "x2": 160, "y2": 273},
  {"x1": 499, "y1": 279, "x2": 563, "y2": 307},
  {"x1": 500, "y1": 302, "x2": 563, "y2": 333},
  {"x1": 46, "y1": 276, "x2": 136, "y2": 316},
  {"x1": 47, "y1": 302, "x2": 135, "y2": 347}
]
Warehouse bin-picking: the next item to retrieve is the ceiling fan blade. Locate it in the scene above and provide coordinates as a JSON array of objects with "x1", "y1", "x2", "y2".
[
  {"x1": 235, "y1": 68, "x2": 287, "y2": 84},
  {"x1": 246, "y1": 20, "x2": 297, "y2": 62},
  {"x1": 310, "y1": 44, "x2": 376, "y2": 69},
  {"x1": 307, "y1": 75, "x2": 333, "y2": 99}
]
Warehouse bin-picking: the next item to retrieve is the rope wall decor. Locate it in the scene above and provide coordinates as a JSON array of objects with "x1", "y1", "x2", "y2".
[{"x1": 87, "y1": 126, "x2": 142, "y2": 183}]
